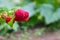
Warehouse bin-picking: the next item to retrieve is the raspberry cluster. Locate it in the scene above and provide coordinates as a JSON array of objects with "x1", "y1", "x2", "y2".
[{"x1": 2, "y1": 9, "x2": 29, "y2": 23}]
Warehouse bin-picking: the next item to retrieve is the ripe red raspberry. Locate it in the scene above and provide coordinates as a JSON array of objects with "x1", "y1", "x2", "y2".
[
  {"x1": 6, "y1": 16, "x2": 12, "y2": 23},
  {"x1": 22, "y1": 17, "x2": 29, "y2": 22},
  {"x1": 14, "y1": 9, "x2": 29, "y2": 22}
]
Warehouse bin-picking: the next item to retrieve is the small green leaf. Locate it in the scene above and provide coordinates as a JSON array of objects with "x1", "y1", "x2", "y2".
[
  {"x1": 8, "y1": 17, "x2": 14, "y2": 27},
  {"x1": 8, "y1": 10, "x2": 14, "y2": 16},
  {"x1": 0, "y1": 18, "x2": 5, "y2": 23},
  {"x1": 13, "y1": 22, "x2": 19, "y2": 31}
]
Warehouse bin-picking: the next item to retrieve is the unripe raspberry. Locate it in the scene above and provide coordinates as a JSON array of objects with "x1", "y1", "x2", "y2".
[
  {"x1": 14, "y1": 9, "x2": 29, "y2": 22},
  {"x1": 6, "y1": 16, "x2": 12, "y2": 23}
]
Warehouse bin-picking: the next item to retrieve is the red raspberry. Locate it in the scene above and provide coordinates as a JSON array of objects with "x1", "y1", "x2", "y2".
[
  {"x1": 14, "y1": 9, "x2": 29, "y2": 22},
  {"x1": 22, "y1": 17, "x2": 29, "y2": 22},
  {"x1": 6, "y1": 16, "x2": 12, "y2": 23}
]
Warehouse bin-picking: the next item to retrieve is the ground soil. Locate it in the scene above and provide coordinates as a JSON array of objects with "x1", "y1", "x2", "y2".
[{"x1": 0, "y1": 29, "x2": 60, "y2": 40}]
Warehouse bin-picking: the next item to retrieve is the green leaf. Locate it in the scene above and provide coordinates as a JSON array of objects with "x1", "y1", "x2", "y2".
[
  {"x1": 40, "y1": 4, "x2": 53, "y2": 24},
  {"x1": 0, "y1": 23, "x2": 12, "y2": 35},
  {"x1": 0, "y1": 7, "x2": 8, "y2": 12},
  {"x1": 13, "y1": 22, "x2": 19, "y2": 31},
  {"x1": 8, "y1": 10, "x2": 14, "y2": 16},
  {"x1": 0, "y1": 23, "x2": 11, "y2": 30},
  {"x1": 40, "y1": 4, "x2": 60, "y2": 24},
  {"x1": 8, "y1": 17, "x2": 14, "y2": 27},
  {"x1": 0, "y1": 18, "x2": 5, "y2": 23},
  {"x1": 35, "y1": 0, "x2": 47, "y2": 5},
  {"x1": 22, "y1": 13, "x2": 40, "y2": 27},
  {"x1": 20, "y1": 0, "x2": 34, "y2": 5}
]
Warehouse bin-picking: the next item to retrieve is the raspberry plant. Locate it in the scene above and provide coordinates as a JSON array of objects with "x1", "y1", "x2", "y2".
[
  {"x1": 0, "y1": 8, "x2": 29, "y2": 35},
  {"x1": 0, "y1": 0, "x2": 60, "y2": 35}
]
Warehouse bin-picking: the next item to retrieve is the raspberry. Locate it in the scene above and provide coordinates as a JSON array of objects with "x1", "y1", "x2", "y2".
[
  {"x1": 14, "y1": 9, "x2": 29, "y2": 22},
  {"x1": 6, "y1": 16, "x2": 12, "y2": 23},
  {"x1": 22, "y1": 17, "x2": 29, "y2": 22}
]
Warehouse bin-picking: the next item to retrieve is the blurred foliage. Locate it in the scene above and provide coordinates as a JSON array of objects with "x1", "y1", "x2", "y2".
[{"x1": 20, "y1": 0, "x2": 60, "y2": 31}]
